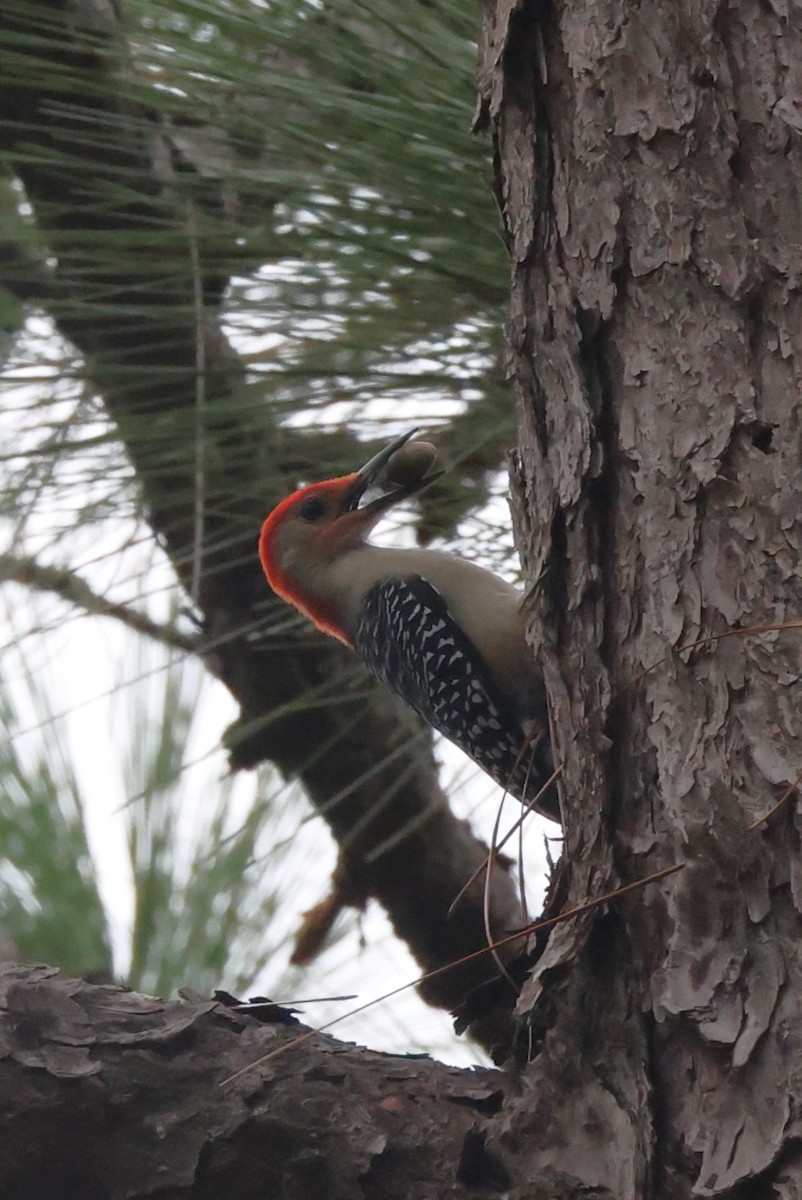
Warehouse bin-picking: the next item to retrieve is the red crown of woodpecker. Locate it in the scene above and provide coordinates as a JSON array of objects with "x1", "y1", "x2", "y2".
[{"x1": 259, "y1": 430, "x2": 440, "y2": 642}]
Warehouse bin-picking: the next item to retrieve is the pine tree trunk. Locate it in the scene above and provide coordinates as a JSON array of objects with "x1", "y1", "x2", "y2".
[{"x1": 478, "y1": 0, "x2": 802, "y2": 1194}]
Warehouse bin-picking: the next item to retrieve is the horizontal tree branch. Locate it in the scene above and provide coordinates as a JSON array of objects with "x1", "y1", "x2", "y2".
[
  {"x1": 0, "y1": 962, "x2": 505, "y2": 1200},
  {"x1": 0, "y1": 552, "x2": 198, "y2": 654}
]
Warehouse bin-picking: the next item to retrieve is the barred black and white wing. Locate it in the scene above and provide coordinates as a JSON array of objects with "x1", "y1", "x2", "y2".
[{"x1": 354, "y1": 575, "x2": 552, "y2": 810}]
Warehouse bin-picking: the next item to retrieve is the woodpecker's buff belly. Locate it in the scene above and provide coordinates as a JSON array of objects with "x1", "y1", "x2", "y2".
[{"x1": 258, "y1": 431, "x2": 557, "y2": 820}]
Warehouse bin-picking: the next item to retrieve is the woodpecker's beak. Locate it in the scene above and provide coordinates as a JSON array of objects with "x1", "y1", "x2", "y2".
[{"x1": 345, "y1": 429, "x2": 442, "y2": 517}]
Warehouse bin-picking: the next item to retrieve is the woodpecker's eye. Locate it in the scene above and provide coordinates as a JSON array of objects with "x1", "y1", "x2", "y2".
[{"x1": 298, "y1": 494, "x2": 327, "y2": 522}]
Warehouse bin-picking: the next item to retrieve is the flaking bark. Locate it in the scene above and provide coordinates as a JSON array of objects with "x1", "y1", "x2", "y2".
[
  {"x1": 0, "y1": 963, "x2": 504, "y2": 1200},
  {"x1": 479, "y1": 0, "x2": 802, "y2": 1194}
]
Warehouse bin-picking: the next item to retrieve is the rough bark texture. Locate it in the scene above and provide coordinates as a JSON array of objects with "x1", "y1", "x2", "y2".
[
  {"x1": 479, "y1": 0, "x2": 802, "y2": 1195},
  {"x1": 0, "y1": 963, "x2": 506, "y2": 1200},
  {"x1": 0, "y1": 0, "x2": 526, "y2": 1032}
]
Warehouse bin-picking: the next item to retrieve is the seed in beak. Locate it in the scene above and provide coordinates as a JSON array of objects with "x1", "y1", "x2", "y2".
[{"x1": 378, "y1": 440, "x2": 438, "y2": 491}]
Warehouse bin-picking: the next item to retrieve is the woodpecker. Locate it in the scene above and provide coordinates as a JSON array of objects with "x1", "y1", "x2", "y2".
[{"x1": 259, "y1": 431, "x2": 557, "y2": 820}]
